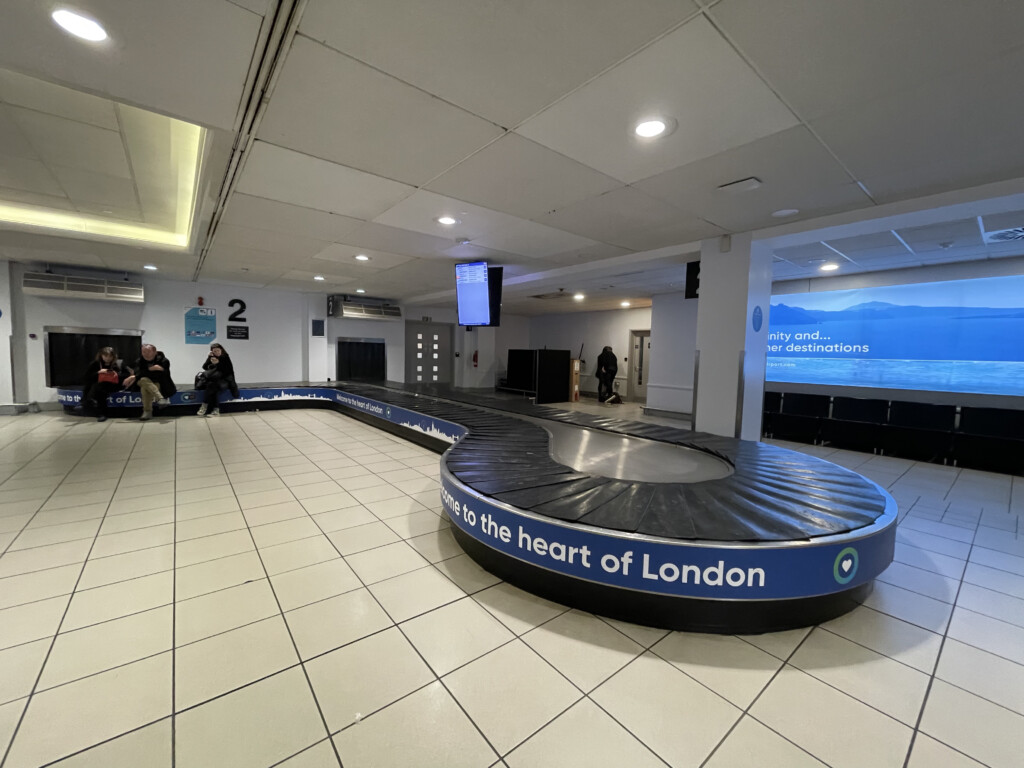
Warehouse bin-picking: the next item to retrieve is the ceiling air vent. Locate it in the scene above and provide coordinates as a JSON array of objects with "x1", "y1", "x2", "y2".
[
  {"x1": 530, "y1": 291, "x2": 575, "y2": 300},
  {"x1": 21, "y1": 272, "x2": 145, "y2": 303},
  {"x1": 327, "y1": 294, "x2": 401, "y2": 320},
  {"x1": 983, "y1": 227, "x2": 1024, "y2": 243}
]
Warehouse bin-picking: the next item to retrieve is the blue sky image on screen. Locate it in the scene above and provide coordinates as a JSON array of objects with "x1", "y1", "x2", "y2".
[
  {"x1": 455, "y1": 261, "x2": 490, "y2": 326},
  {"x1": 767, "y1": 275, "x2": 1024, "y2": 396}
]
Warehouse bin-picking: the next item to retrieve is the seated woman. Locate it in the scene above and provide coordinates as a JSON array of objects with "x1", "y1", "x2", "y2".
[
  {"x1": 82, "y1": 347, "x2": 125, "y2": 422},
  {"x1": 196, "y1": 342, "x2": 239, "y2": 417}
]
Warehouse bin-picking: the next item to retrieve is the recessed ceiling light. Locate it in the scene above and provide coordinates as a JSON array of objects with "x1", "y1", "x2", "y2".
[
  {"x1": 772, "y1": 208, "x2": 800, "y2": 218},
  {"x1": 313, "y1": 275, "x2": 325, "y2": 281},
  {"x1": 355, "y1": 288, "x2": 366, "y2": 294},
  {"x1": 820, "y1": 263, "x2": 839, "y2": 272},
  {"x1": 436, "y1": 216, "x2": 458, "y2": 226},
  {"x1": 143, "y1": 265, "x2": 157, "y2": 271},
  {"x1": 52, "y1": 9, "x2": 108, "y2": 41},
  {"x1": 573, "y1": 293, "x2": 585, "y2": 301},
  {"x1": 621, "y1": 301, "x2": 631, "y2": 308},
  {"x1": 354, "y1": 254, "x2": 370, "y2": 261},
  {"x1": 635, "y1": 120, "x2": 667, "y2": 138}
]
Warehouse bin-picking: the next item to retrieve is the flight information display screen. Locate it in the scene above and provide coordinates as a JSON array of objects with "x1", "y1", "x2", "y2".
[{"x1": 455, "y1": 261, "x2": 491, "y2": 326}]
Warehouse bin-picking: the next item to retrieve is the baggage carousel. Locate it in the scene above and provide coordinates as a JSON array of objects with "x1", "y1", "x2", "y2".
[{"x1": 58, "y1": 381, "x2": 897, "y2": 633}]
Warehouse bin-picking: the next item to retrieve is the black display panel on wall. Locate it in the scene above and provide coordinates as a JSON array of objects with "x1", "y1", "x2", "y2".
[{"x1": 44, "y1": 326, "x2": 143, "y2": 388}]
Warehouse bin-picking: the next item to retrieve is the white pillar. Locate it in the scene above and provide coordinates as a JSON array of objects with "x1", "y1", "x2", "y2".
[{"x1": 693, "y1": 233, "x2": 773, "y2": 440}]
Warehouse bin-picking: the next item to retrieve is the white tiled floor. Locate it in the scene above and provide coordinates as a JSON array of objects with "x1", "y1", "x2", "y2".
[{"x1": 0, "y1": 411, "x2": 1022, "y2": 767}]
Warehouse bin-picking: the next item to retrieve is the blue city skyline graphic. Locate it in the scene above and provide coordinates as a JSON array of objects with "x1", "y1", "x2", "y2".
[{"x1": 767, "y1": 275, "x2": 1024, "y2": 395}]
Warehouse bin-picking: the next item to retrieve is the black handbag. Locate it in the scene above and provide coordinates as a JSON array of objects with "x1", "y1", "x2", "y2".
[{"x1": 194, "y1": 371, "x2": 208, "y2": 390}]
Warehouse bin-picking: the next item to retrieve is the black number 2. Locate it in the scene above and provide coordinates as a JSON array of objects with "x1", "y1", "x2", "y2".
[{"x1": 228, "y1": 299, "x2": 247, "y2": 322}]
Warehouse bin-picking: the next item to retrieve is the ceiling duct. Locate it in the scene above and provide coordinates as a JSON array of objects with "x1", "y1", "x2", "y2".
[
  {"x1": 22, "y1": 272, "x2": 145, "y2": 303},
  {"x1": 327, "y1": 294, "x2": 401, "y2": 320},
  {"x1": 983, "y1": 226, "x2": 1024, "y2": 243},
  {"x1": 530, "y1": 290, "x2": 574, "y2": 300}
]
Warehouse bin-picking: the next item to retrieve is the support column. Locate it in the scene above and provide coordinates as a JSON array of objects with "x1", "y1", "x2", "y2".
[{"x1": 693, "y1": 233, "x2": 772, "y2": 440}]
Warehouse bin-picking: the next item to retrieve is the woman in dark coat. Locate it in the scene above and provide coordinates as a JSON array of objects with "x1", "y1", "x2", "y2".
[
  {"x1": 196, "y1": 342, "x2": 239, "y2": 417},
  {"x1": 82, "y1": 347, "x2": 125, "y2": 422}
]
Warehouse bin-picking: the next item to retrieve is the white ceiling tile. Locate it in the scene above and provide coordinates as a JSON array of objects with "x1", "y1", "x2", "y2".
[
  {"x1": 473, "y1": 217, "x2": 600, "y2": 259},
  {"x1": 516, "y1": 15, "x2": 799, "y2": 184},
  {"x1": 226, "y1": 0, "x2": 271, "y2": 14},
  {"x1": 896, "y1": 219, "x2": 983, "y2": 252},
  {"x1": 0, "y1": 0, "x2": 261, "y2": 130},
  {"x1": 0, "y1": 68, "x2": 118, "y2": 130},
  {"x1": 12, "y1": 108, "x2": 129, "y2": 178},
  {"x1": 711, "y1": 0, "x2": 1024, "y2": 120},
  {"x1": 0, "y1": 106, "x2": 38, "y2": 160},
  {"x1": 331, "y1": 219, "x2": 460, "y2": 260},
  {"x1": 0, "y1": 155, "x2": 65, "y2": 197},
  {"x1": 259, "y1": 36, "x2": 504, "y2": 186},
  {"x1": 373, "y1": 190, "x2": 519, "y2": 242},
  {"x1": 772, "y1": 242, "x2": 836, "y2": 264},
  {"x1": 634, "y1": 126, "x2": 872, "y2": 232},
  {"x1": 50, "y1": 166, "x2": 138, "y2": 209},
  {"x1": 311, "y1": 244, "x2": 413, "y2": 271},
  {"x1": 425, "y1": 133, "x2": 621, "y2": 219},
  {"x1": 0, "y1": 185, "x2": 74, "y2": 210},
  {"x1": 538, "y1": 186, "x2": 724, "y2": 251},
  {"x1": 214, "y1": 224, "x2": 330, "y2": 259},
  {"x1": 981, "y1": 211, "x2": 1024, "y2": 234},
  {"x1": 810, "y1": 48, "x2": 1024, "y2": 204},
  {"x1": 299, "y1": 0, "x2": 699, "y2": 127},
  {"x1": 220, "y1": 194, "x2": 362, "y2": 243},
  {"x1": 236, "y1": 141, "x2": 414, "y2": 219},
  {"x1": 74, "y1": 202, "x2": 143, "y2": 222}
]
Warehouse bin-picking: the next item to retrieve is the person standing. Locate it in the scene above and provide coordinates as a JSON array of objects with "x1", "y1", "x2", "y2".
[
  {"x1": 123, "y1": 343, "x2": 176, "y2": 421},
  {"x1": 196, "y1": 342, "x2": 238, "y2": 417},
  {"x1": 82, "y1": 347, "x2": 125, "y2": 422},
  {"x1": 596, "y1": 345, "x2": 618, "y2": 403}
]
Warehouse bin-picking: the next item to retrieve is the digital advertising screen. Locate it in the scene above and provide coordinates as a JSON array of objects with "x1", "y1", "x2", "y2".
[
  {"x1": 766, "y1": 275, "x2": 1024, "y2": 396},
  {"x1": 455, "y1": 261, "x2": 491, "y2": 326}
]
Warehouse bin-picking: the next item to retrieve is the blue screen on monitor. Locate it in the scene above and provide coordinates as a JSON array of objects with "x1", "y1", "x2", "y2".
[
  {"x1": 766, "y1": 275, "x2": 1024, "y2": 396},
  {"x1": 455, "y1": 261, "x2": 491, "y2": 326}
]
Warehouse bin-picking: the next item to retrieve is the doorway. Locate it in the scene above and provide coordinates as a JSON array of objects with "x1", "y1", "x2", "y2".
[
  {"x1": 627, "y1": 330, "x2": 651, "y2": 403},
  {"x1": 404, "y1": 321, "x2": 454, "y2": 384}
]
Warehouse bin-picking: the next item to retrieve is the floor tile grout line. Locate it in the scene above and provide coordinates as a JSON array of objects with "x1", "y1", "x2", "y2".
[
  {"x1": 0, "y1": 423, "x2": 145, "y2": 768},
  {"x1": 29, "y1": 715, "x2": 171, "y2": 768},
  {"x1": 0, "y1": 424, "x2": 115, "y2": 561},
  {"x1": 696, "y1": 625, "x2": 824, "y2": 768},
  {"x1": 900, "y1": 525, "x2": 983, "y2": 768},
  {"x1": 203, "y1": 411, "x2": 348, "y2": 768}
]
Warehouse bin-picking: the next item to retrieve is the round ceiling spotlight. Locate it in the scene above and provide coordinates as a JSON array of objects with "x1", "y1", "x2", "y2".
[
  {"x1": 635, "y1": 120, "x2": 667, "y2": 138},
  {"x1": 355, "y1": 288, "x2": 366, "y2": 294},
  {"x1": 771, "y1": 208, "x2": 800, "y2": 218},
  {"x1": 620, "y1": 301, "x2": 631, "y2": 308},
  {"x1": 313, "y1": 275, "x2": 325, "y2": 281},
  {"x1": 573, "y1": 293, "x2": 585, "y2": 301},
  {"x1": 354, "y1": 254, "x2": 370, "y2": 261},
  {"x1": 52, "y1": 9, "x2": 108, "y2": 41},
  {"x1": 143, "y1": 264, "x2": 158, "y2": 271},
  {"x1": 820, "y1": 263, "x2": 839, "y2": 272},
  {"x1": 436, "y1": 216, "x2": 458, "y2": 226}
]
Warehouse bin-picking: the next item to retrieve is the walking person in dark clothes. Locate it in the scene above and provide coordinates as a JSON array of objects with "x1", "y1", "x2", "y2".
[{"x1": 596, "y1": 345, "x2": 618, "y2": 403}]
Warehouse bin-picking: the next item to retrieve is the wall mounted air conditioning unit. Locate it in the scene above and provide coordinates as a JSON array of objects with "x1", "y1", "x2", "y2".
[
  {"x1": 22, "y1": 272, "x2": 145, "y2": 303},
  {"x1": 327, "y1": 294, "x2": 401, "y2": 320}
]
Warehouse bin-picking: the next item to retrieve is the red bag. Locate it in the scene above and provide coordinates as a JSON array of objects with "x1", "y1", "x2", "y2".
[{"x1": 97, "y1": 370, "x2": 119, "y2": 384}]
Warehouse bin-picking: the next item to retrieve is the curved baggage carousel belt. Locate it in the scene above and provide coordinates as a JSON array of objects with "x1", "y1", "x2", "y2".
[{"x1": 338, "y1": 382, "x2": 888, "y2": 543}]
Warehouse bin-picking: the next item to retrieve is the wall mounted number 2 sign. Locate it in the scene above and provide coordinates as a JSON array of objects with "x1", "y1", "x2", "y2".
[{"x1": 226, "y1": 299, "x2": 250, "y2": 340}]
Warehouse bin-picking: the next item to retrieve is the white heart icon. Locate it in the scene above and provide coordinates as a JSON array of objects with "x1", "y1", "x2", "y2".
[{"x1": 841, "y1": 558, "x2": 852, "y2": 573}]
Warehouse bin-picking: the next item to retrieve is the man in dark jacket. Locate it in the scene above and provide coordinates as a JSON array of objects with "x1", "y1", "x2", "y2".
[
  {"x1": 123, "y1": 343, "x2": 176, "y2": 420},
  {"x1": 596, "y1": 346, "x2": 618, "y2": 403}
]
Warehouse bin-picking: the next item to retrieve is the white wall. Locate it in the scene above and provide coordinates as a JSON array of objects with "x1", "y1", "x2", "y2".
[
  {"x1": 0, "y1": 262, "x2": 13, "y2": 403},
  {"x1": 327, "y1": 317, "x2": 406, "y2": 383},
  {"x1": 529, "y1": 307, "x2": 652, "y2": 395},
  {"x1": 14, "y1": 265, "x2": 311, "y2": 403},
  {"x1": 647, "y1": 292, "x2": 699, "y2": 414}
]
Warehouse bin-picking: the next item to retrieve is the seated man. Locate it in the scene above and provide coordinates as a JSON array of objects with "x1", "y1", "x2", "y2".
[{"x1": 123, "y1": 343, "x2": 177, "y2": 420}]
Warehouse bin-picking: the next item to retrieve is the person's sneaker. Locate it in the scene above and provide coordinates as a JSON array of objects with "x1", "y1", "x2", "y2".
[
  {"x1": 97, "y1": 415, "x2": 108, "y2": 423},
  {"x1": 156, "y1": 398, "x2": 170, "y2": 408},
  {"x1": 140, "y1": 411, "x2": 153, "y2": 421},
  {"x1": 210, "y1": 408, "x2": 220, "y2": 417},
  {"x1": 196, "y1": 404, "x2": 208, "y2": 417}
]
